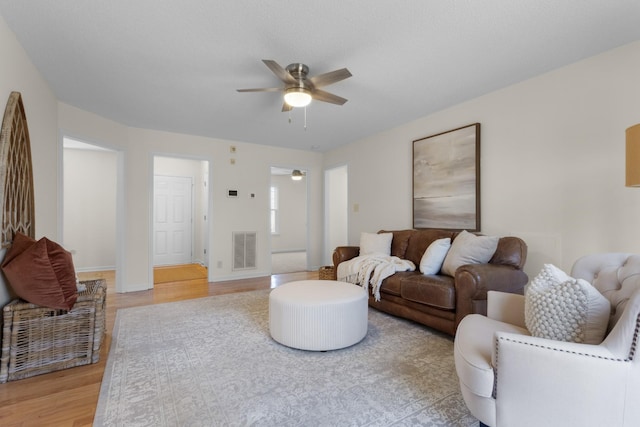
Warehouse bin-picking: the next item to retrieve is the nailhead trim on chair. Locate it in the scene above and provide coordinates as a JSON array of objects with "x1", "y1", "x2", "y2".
[
  {"x1": 493, "y1": 313, "x2": 640, "y2": 399},
  {"x1": 492, "y1": 340, "x2": 499, "y2": 398},
  {"x1": 630, "y1": 312, "x2": 639, "y2": 360}
]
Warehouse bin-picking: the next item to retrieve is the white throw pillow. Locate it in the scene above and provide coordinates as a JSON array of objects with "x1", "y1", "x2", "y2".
[
  {"x1": 525, "y1": 264, "x2": 611, "y2": 344},
  {"x1": 419, "y1": 238, "x2": 451, "y2": 274},
  {"x1": 441, "y1": 230, "x2": 499, "y2": 276},
  {"x1": 360, "y1": 232, "x2": 393, "y2": 256}
]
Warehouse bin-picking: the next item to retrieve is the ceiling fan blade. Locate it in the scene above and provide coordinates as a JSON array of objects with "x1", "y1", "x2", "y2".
[
  {"x1": 236, "y1": 87, "x2": 282, "y2": 92},
  {"x1": 312, "y1": 89, "x2": 348, "y2": 105},
  {"x1": 309, "y1": 68, "x2": 352, "y2": 88},
  {"x1": 281, "y1": 102, "x2": 293, "y2": 112},
  {"x1": 263, "y1": 59, "x2": 296, "y2": 84}
]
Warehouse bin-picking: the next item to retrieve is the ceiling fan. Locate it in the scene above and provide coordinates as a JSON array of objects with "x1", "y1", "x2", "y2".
[{"x1": 237, "y1": 60, "x2": 352, "y2": 112}]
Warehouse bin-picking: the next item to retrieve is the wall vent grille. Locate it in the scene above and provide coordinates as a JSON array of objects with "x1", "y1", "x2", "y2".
[{"x1": 233, "y1": 232, "x2": 257, "y2": 270}]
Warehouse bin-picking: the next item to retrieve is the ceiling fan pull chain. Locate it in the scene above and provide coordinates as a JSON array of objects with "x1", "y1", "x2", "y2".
[
  {"x1": 304, "y1": 106, "x2": 307, "y2": 131},
  {"x1": 288, "y1": 110, "x2": 292, "y2": 124}
]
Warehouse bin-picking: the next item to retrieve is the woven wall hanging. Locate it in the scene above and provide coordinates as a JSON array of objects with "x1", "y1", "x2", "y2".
[{"x1": 0, "y1": 91, "x2": 35, "y2": 247}]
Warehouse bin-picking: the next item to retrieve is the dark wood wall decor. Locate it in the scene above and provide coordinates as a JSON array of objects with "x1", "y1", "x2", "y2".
[
  {"x1": 413, "y1": 123, "x2": 480, "y2": 231},
  {"x1": 0, "y1": 91, "x2": 35, "y2": 247}
]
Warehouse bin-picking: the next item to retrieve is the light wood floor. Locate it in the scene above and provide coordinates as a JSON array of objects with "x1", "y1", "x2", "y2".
[{"x1": 0, "y1": 269, "x2": 319, "y2": 427}]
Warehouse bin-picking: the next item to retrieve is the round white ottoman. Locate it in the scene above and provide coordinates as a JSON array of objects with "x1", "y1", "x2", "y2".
[{"x1": 269, "y1": 280, "x2": 368, "y2": 351}]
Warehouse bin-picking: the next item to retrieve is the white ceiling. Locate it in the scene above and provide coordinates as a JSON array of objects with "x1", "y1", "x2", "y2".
[{"x1": 1, "y1": 1, "x2": 639, "y2": 152}]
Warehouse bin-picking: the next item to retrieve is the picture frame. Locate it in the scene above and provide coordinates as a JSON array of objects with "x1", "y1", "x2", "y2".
[{"x1": 412, "y1": 123, "x2": 480, "y2": 231}]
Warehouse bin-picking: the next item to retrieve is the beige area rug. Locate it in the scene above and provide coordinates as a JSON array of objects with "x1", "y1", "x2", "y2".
[
  {"x1": 153, "y1": 263, "x2": 208, "y2": 284},
  {"x1": 94, "y1": 290, "x2": 477, "y2": 426}
]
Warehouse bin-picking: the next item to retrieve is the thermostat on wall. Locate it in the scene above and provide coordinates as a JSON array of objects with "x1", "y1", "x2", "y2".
[{"x1": 227, "y1": 189, "x2": 238, "y2": 198}]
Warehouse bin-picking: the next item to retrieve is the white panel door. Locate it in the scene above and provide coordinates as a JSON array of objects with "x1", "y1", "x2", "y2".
[{"x1": 154, "y1": 175, "x2": 193, "y2": 266}]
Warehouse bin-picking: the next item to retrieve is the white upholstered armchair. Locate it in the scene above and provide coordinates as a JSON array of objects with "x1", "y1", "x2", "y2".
[{"x1": 454, "y1": 253, "x2": 640, "y2": 427}]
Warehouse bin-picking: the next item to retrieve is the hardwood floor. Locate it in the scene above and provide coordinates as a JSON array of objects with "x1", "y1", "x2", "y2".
[{"x1": 0, "y1": 269, "x2": 319, "y2": 426}]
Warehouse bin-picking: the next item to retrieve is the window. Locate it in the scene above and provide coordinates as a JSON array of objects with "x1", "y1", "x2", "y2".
[{"x1": 270, "y1": 186, "x2": 279, "y2": 234}]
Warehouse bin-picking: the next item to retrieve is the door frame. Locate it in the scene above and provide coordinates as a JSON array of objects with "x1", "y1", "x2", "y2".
[
  {"x1": 58, "y1": 132, "x2": 126, "y2": 292},
  {"x1": 324, "y1": 163, "x2": 349, "y2": 265},
  {"x1": 269, "y1": 165, "x2": 309, "y2": 273},
  {"x1": 148, "y1": 152, "x2": 212, "y2": 285}
]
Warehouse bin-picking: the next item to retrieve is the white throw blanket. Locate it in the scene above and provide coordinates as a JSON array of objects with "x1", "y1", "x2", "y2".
[{"x1": 337, "y1": 254, "x2": 416, "y2": 301}]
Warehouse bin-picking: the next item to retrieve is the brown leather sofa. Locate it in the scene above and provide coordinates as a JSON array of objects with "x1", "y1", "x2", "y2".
[{"x1": 332, "y1": 229, "x2": 528, "y2": 336}]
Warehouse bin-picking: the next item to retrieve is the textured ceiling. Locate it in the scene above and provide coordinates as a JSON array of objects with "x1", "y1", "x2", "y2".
[{"x1": 1, "y1": 1, "x2": 639, "y2": 152}]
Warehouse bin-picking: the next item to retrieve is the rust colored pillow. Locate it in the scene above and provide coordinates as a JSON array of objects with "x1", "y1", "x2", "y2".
[{"x1": 1, "y1": 233, "x2": 78, "y2": 310}]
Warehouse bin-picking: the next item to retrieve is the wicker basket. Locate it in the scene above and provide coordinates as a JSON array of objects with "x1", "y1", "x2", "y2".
[
  {"x1": 0, "y1": 279, "x2": 106, "y2": 383},
  {"x1": 319, "y1": 266, "x2": 336, "y2": 280}
]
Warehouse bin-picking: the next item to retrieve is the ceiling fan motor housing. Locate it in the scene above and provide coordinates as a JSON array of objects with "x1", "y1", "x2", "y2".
[
  {"x1": 286, "y1": 63, "x2": 309, "y2": 80},
  {"x1": 285, "y1": 63, "x2": 312, "y2": 91}
]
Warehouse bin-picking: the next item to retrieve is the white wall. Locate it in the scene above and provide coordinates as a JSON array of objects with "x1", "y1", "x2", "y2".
[
  {"x1": 57, "y1": 104, "x2": 325, "y2": 290},
  {"x1": 63, "y1": 147, "x2": 117, "y2": 271},
  {"x1": 0, "y1": 14, "x2": 59, "y2": 306},
  {"x1": 270, "y1": 174, "x2": 307, "y2": 253},
  {"x1": 325, "y1": 40, "x2": 640, "y2": 279}
]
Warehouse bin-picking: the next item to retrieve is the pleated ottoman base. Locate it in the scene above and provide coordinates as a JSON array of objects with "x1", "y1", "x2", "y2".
[{"x1": 269, "y1": 280, "x2": 368, "y2": 351}]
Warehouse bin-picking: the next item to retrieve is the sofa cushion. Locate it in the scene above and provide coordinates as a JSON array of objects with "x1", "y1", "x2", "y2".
[
  {"x1": 400, "y1": 274, "x2": 456, "y2": 309},
  {"x1": 360, "y1": 232, "x2": 393, "y2": 256},
  {"x1": 378, "y1": 272, "x2": 406, "y2": 296},
  {"x1": 405, "y1": 229, "x2": 455, "y2": 267},
  {"x1": 379, "y1": 229, "x2": 413, "y2": 258},
  {"x1": 442, "y1": 230, "x2": 499, "y2": 277},
  {"x1": 525, "y1": 264, "x2": 610, "y2": 344}
]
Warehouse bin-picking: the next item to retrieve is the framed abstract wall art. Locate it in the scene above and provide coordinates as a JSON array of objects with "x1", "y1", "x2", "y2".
[{"x1": 412, "y1": 123, "x2": 480, "y2": 231}]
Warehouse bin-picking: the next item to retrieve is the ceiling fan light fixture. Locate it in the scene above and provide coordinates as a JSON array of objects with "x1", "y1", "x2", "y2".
[
  {"x1": 291, "y1": 169, "x2": 304, "y2": 180},
  {"x1": 284, "y1": 87, "x2": 312, "y2": 108}
]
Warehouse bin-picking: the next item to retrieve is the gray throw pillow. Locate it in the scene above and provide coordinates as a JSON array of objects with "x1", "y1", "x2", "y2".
[{"x1": 441, "y1": 230, "x2": 499, "y2": 276}]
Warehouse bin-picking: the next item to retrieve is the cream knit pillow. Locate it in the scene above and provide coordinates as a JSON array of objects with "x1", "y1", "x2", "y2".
[{"x1": 525, "y1": 264, "x2": 610, "y2": 344}]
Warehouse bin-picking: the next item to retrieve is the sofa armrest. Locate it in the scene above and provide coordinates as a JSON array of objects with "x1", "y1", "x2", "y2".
[
  {"x1": 454, "y1": 264, "x2": 528, "y2": 328},
  {"x1": 493, "y1": 331, "x2": 630, "y2": 426},
  {"x1": 487, "y1": 291, "x2": 526, "y2": 328},
  {"x1": 332, "y1": 246, "x2": 360, "y2": 267}
]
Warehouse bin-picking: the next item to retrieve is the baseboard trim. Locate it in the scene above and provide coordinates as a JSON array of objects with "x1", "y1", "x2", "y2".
[{"x1": 75, "y1": 265, "x2": 116, "y2": 273}]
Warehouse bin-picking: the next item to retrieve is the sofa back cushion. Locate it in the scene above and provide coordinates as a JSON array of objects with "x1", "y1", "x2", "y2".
[
  {"x1": 378, "y1": 229, "x2": 414, "y2": 258},
  {"x1": 377, "y1": 229, "x2": 528, "y2": 273},
  {"x1": 404, "y1": 229, "x2": 456, "y2": 267}
]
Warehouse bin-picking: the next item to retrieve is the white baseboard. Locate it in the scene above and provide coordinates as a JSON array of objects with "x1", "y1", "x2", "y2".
[
  {"x1": 75, "y1": 265, "x2": 116, "y2": 273},
  {"x1": 211, "y1": 271, "x2": 270, "y2": 282}
]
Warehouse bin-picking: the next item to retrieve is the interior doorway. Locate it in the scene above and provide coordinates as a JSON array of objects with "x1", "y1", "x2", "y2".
[
  {"x1": 324, "y1": 164, "x2": 348, "y2": 265},
  {"x1": 270, "y1": 166, "x2": 308, "y2": 274},
  {"x1": 62, "y1": 137, "x2": 119, "y2": 281},
  {"x1": 153, "y1": 156, "x2": 209, "y2": 284}
]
